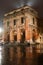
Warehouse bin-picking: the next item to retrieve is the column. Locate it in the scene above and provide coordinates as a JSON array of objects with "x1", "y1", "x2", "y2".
[
  {"x1": 17, "y1": 28, "x2": 21, "y2": 43},
  {"x1": 10, "y1": 30, "x2": 14, "y2": 43},
  {"x1": 17, "y1": 18, "x2": 21, "y2": 43},
  {"x1": 25, "y1": 17, "x2": 31, "y2": 42}
]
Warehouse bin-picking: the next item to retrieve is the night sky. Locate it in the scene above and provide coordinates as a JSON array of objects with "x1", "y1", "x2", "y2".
[{"x1": 0, "y1": 0, "x2": 43, "y2": 32}]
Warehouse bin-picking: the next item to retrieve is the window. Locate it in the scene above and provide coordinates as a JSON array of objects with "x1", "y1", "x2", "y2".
[
  {"x1": 7, "y1": 21, "x2": 9, "y2": 26},
  {"x1": 14, "y1": 20, "x2": 16, "y2": 25},
  {"x1": 21, "y1": 17, "x2": 24, "y2": 24},
  {"x1": 33, "y1": 18, "x2": 34, "y2": 24}
]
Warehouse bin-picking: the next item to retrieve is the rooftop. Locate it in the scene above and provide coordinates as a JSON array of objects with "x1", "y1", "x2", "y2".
[{"x1": 4, "y1": 5, "x2": 38, "y2": 17}]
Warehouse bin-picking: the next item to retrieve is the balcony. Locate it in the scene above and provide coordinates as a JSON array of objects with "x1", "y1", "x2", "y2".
[
  {"x1": 17, "y1": 23, "x2": 25, "y2": 29},
  {"x1": 28, "y1": 23, "x2": 37, "y2": 29}
]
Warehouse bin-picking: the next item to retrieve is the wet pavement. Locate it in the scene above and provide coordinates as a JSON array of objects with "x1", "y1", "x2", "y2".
[{"x1": 0, "y1": 44, "x2": 43, "y2": 65}]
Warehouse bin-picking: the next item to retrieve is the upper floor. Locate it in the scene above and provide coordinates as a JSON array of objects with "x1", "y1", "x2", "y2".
[{"x1": 3, "y1": 5, "x2": 38, "y2": 32}]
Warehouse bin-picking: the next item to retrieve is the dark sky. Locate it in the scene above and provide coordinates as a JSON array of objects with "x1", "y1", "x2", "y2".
[{"x1": 0, "y1": 0, "x2": 43, "y2": 32}]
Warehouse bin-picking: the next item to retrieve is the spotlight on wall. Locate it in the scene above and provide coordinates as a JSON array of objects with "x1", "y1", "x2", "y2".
[{"x1": 0, "y1": 28, "x2": 3, "y2": 33}]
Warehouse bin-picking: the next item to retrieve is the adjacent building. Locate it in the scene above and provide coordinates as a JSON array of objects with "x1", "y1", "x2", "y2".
[{"x1": 3, "y1": 5, "x2": 39, "y2": 43}]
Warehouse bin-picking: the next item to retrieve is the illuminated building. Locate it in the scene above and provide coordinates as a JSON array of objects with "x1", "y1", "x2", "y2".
[{"x1": 3, "y1": 5, "x2": 38, "y2": 43}]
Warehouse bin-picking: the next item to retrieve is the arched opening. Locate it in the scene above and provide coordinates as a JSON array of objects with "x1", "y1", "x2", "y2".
[
  {"x1": 14, "y1": 35, "x2": 17, "y2": 42},
  {"x1": 7, "y1": 34, "x2": 10, "y2": 42},
  {"x1": 32, "y1": 29, "x2": 35, "y2": 42},
  {"x1": 21, "y1": 29, "x2": 25, "y2": 43},
  {"x1": 32, "y1": 29, "x2": 39, "y2": 42}
]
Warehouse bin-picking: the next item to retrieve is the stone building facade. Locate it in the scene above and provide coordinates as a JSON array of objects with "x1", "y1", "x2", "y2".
[{"x1": 3, "y1": 6, "x2": 38, "y2": 43}]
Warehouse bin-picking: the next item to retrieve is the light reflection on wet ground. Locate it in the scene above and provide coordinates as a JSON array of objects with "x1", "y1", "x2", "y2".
[{"x1": 0, "y1": 45, "x2": 43, "y2": 65}]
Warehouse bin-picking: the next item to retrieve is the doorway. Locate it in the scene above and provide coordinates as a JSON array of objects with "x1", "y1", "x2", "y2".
[
  {"x1": 14, "y1": 35, "x2": 17, "y2": 41},
  {"x1": 21, "y1": 30, "x2": 25, "y2": 43},
  {"x1": 7, "y1": 34, "x2": 10, "y2": 42}
]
